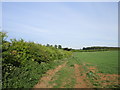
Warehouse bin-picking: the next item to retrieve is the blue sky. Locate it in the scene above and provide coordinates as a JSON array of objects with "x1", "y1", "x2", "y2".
[
  {"x1": 0, "y1": 2, "x2": 2, "y2": 30},
  {"x1": 2, "y1": 2, "x2": 118, "y2": 49}
]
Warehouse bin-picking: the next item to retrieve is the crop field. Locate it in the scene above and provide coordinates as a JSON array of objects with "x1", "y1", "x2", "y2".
[{"x1": 74, "y1": 51, "x2": 119, "y2": 74}]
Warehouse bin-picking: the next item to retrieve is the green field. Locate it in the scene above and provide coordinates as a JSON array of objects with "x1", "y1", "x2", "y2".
[{"x1": 73, "y1": 51, "x2": 119, "y2": 74}]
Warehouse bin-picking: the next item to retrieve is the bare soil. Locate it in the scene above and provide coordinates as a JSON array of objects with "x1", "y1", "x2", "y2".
[
  {"x1": 33, "y1": 61, "x2": 120, "y2": 88},
  {"x1": 74, "y1": 64, "x2": 93, "y2": 88},
  {"x1": 86, "y1": 64, "x2": 120, "y2": 88},
  {"x1": 96, "y1": 73, "x2": 120, "y2": 88},
  {"x1": 33, "y1": 62, "x2": 67, "y2": 88}
]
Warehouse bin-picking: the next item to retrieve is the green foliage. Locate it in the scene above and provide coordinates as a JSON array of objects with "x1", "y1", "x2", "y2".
[
  {"x1": 58, "y1": 45, "x2": 62, "y2": 49},
  {"x1": 82, "y1": 46, "x2": 119, "y2": 51},
  {"x1": 46, "y1": 44, "x2": 50, "y2": 47},
  {"x1": 2, "y1": 59, "x2": 66, "y2": 88},
  {"x1": 71, "y1": 46, "x2": 120, "y2": 52},
  {"x1": 2, "y1": 32, "x2": 72, "y2": 88},
  {"x1": 2, "y1": 39, "x2": 71, "y2": 66},
  {"x1": 54, "y1": 45, "x2": 57, "y2": 49},
  {"x1": 0, "y1": 32, "x2": 8, "y2": 42}
]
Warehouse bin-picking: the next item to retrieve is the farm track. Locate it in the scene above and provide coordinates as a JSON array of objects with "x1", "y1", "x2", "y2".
[
  {"x1": 33, "y1": 60, "x2": 120, "y2": 88},
  {"x1": 33, "y1": 61, "x2": 67, "y2": 88},
  {"x1": 74, "y1": 64, "x2": 92, "y2": 88},
  {"x1": 33, "y1": 62, "x2": 93, "y2": 88}
]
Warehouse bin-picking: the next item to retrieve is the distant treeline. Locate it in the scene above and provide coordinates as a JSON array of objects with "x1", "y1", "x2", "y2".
[
  {"x1": 83, "y1": 46, "x2": 120, "y2": 50},
  {"x1": 45, "y1": 44, "x2": 120, "y2": 52},
  {"x1": 60, "y1": 47, "x2": 120, "y2": 52},
  {"x1": 45, "y1": 44, "x2": 62, "y2": 49}
]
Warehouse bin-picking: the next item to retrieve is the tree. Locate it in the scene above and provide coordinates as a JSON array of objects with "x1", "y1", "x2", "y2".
[
  {"x1": 54, "y1": 45, "x2": 57, "y2": 49},
  {"x1": 50, "y1": 45, "x2": 53, "y2": 47},
  {"x1": 83, "y1": 47, "x2": 85, "y2": 50},
  {"x1": 0, "y1": 32, "x2": 8, "y2": 43},
  {"x1": 46, "y1": 44, "x2": 50, "y2": 47},
  {"x1": 58, "y1": 45, "x2": 62, "y2": 49}
]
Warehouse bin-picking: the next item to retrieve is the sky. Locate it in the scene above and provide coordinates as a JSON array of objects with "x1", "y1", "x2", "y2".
[
  {"x1": 0, "y1": 2, "x2": 2, "y2": 31},
  {"x1": 2, "y1": 2, "x2": 118, "y2": 49}
]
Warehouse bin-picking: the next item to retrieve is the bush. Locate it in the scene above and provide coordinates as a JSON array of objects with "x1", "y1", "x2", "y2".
[{"x1": 2, "y1": 32, "x2": 72, "y2": 88}]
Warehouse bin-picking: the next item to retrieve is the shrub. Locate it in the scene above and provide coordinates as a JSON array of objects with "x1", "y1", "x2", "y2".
[{"x1": 2, "y1": 32, "x2": 72, "y2": 88}]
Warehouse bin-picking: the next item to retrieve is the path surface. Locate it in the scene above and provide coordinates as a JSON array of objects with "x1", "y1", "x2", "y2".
[
  {"x1": 33, "y1": 60, "x2": 120, "y2": 88},
  {"x1": 74, "y1": 64, "x2": 92, "y2": 88},
  {"x1": 34, "y1": 62, "x2": 67, "y2": 88}
]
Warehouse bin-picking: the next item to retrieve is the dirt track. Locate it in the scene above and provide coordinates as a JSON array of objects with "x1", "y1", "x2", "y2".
[
  {"x1": 74, "y1": 64, "x2": 92, "y2": 88},
  {"x1": 33, "y1": 61, "x2": 120, "y2": 88},
  {"x1": 34, "y1": 62, "x2": 67, "y2": 88}
]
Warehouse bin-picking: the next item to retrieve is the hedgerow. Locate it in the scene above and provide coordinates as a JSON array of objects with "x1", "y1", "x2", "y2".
[{"x1": 1, "y1": 32, "x2": 72, "y2": 88}]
